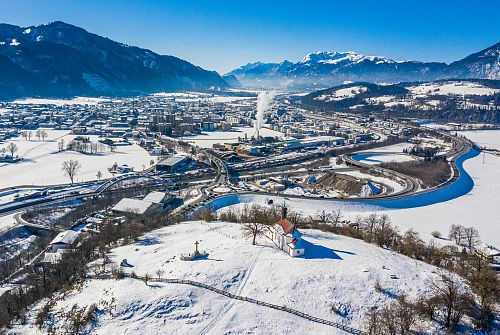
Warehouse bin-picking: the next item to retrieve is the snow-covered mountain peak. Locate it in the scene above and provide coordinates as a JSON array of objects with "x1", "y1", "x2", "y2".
[{"x1": 299, "y1": 51, "x2": 394, "y2": 66}]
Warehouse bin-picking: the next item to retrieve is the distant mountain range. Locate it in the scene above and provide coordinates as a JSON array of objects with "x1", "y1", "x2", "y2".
[
  {"x1": 0, "y1": 21, "x2": 229, "y2": 99},
  {"x1": 227, "y1": 43, "x2": 500, "y2": 89}
]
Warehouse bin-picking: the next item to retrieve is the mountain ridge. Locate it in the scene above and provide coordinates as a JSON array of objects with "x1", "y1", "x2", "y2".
[
  {"x1": 0, "y1": 21, "x2": 229, "y2": 99},
  {"x1": 227, "y1": 43, "x2": 500, "y2": 89}
]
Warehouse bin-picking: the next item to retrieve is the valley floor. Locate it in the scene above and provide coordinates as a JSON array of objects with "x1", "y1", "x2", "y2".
[{"x1": 0, "y1": 129, "x2": 154, "y2": 188}]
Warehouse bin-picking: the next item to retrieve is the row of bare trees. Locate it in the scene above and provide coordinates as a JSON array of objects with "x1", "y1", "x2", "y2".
[
  {"x1": 304, "y1": 212, "x2": 498, "y2": 333},
  {"x1": 66, "y1": 139, "x2": 107, "y2": 155},
  {"x1": 21, "y1": 130, "x2": 48, "y2": 142},
  {"x1": 217, "y1": 204, "x2": 296, "y2": 245},
  {"x1": 449, "y1": 224, "x2": 480, "y2": 250}
]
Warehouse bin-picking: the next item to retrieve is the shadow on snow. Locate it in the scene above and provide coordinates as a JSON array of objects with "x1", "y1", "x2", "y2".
[{"x1": 300, "y1": 239, "x2": 356, "y2": 260}]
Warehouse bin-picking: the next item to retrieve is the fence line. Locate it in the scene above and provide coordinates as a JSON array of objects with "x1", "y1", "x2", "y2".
[{"x1": 125, "y1": 274, "x2": 366, "y2": 335}]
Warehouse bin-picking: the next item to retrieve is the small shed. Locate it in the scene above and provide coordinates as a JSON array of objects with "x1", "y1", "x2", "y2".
[
  {"x1": 156, "y1": 155, "x2": 188, "y2": 173},
  {"x1": 111, "y1": 198, "x2": 161, "y2": 216},
  {"x1": 49, "y1": 230, "x2": 80, "y2": 252}
]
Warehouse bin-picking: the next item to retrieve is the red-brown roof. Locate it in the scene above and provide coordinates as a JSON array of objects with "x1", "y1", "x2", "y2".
[{"x1": 275, "y1": 218, "x2": 294, "y2": 235}]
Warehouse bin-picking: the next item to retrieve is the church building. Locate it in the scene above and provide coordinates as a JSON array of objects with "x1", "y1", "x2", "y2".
[{"x1": 269, "y1": 207, "x2": 305, "y2": 257}]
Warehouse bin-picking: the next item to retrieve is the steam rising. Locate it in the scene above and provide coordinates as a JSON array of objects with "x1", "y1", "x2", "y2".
[{"x1": 255, "y1": 91, "x2": 276, "y2": 138}]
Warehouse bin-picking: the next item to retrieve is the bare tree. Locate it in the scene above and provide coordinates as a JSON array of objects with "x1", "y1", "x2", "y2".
[
  {"x1": 40, "y1": 130, "x2": 48, "y2": 141},
  {"x1": 58, "y1": 139, "x2": 65, "y2": 152},
  {"x1": 96, "y1": 171, "x2": 102, "y2": 181},
  {"x1": 429, "y1": 273, "x2": 473, "y2": 329},
  {"x1": 374, "y1": 214, "x2": 397, "y2": 247},
  {"x1": 27, "y1": 131, "x2": 32, "y2": 141},
  {"x1": 449, "y1": 224, "x2": 465, "y2": 246},
  {"x1": 398, "y1": 229, "x2": 425, "y2": 259},
  {"x1": 6, "y1": 142, "x2": 18, "y2": 158},
  {"x1": 467, "y1": 268, "x2": 500, "y2": 331},
  {"x1": 463, "y1": 227, "x2": 480, "y2": 250},
  {"x1": 35, "y1": 129, "x2": 42, "y2": 141},
  {"x1": 353, "y1": 215, "x2": 363, "y2": 230},
  {"x1": 331, "y1": 209, "x2": 343, "y2": 228},
  {"x1": 365, "y1": 295, "x2": 417, "y2": 335},
  {"x1": 155, "y1": 269, "x2": 165, "y2": 279},
  {"x1": 62, "y1": 160, "x2": 81, "y2": 184},
  {"x1": 142, "y1": 273, "x2": 150, "y2": 286},
  {"x1": 364, "y1": 213, "x2": 378, "y2": 234},
  {"x1": 317, "y1": 210, "x2": 332, "y2": 224},
  {"x1": 241, "y1": 222, "x2": 267, "y2": 245}
]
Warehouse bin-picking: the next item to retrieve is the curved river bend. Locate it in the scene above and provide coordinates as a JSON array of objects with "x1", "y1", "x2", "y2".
[{"x1": 207, "y1": 148, "x2": 481, "y2": 212}]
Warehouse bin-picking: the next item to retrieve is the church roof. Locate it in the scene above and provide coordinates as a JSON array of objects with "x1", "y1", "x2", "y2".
[{"x1": 275, "y1": 218, "x2": 294, "y2": 235}]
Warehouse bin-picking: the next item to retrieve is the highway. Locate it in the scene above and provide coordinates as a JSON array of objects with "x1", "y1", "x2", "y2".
[
  {"x1": 179, "y1": 124, "x2": 475, "y2": 217},
  {"x1": 0, "y1": 119, "x2": 474, "y2": 235}
]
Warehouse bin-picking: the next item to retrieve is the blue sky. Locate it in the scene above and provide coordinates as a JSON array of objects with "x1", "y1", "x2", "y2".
[{"x1": 2, "y1": 0, "x2": 499, "y2": 73}]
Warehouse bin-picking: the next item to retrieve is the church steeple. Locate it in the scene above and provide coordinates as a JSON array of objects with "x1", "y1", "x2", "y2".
[{"x1": 281, "y1": 205, "x2": 288, "y2": 219}]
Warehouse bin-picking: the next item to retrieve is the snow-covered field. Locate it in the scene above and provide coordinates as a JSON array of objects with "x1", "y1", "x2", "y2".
[
  {"x1": 314, "y1": 86, "x2": 367, "y2": 102},
  {"x1": 351, "y1": 153, "x2": 416, "y2": 165},
  {"x1": 0, "y1": 213, "x2": 18, "y2": 231},
  {"x1": 11, "y1": 97, "x2": 110, "y2": 106},
  {"x1": 179, "y1": 126, "x2": 283, "y2": 148},
  {"x1": 357, "y1": 142, "x2": 415, "y2": 154},
  {"x1": 11, "y1": 221, "x2": 454, "y2": 334},
  {"x1": 0, "y1": 129, "x2": 154, "y2": 188},
  {"x1": 409, "y1": 81, "x2": 499, "y2": 96},
  {"x1": 457, "y1": 129, "x2": 500, "y2": 150},
  {"x1": 152, "y1": 92, "x2": 255, "y2": 103}
]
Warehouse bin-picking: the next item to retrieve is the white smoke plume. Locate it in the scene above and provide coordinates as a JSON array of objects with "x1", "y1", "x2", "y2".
[{"x1": 255, "y1": 91, "x2": 276, "y2": 137}]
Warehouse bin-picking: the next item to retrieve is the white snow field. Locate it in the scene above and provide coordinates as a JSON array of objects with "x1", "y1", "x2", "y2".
[
  {"x1": 11, "y1": 221, "x2": 455, "y2": 335},
  {"x1": 314, "y1": 86, "x2": 368, "y2": 102},
  {"x1": 0, "y1": 213, "x2": 17, "y2": 232},
  {"x1": 11, "y1": 97, "x2": 110, "y2": 106},
  {"x1": 179, "y1": 126, "x2": 283, "y2": 148},
  {"x1": 357, "y1": 142, "x2": 415, "y2": 154},
  {"x1": 458, "y1": 129, "x2": 500, "y2": 150},
  {"x1": 350, "y1": 153, "x2": 416, "y2": 165},
  {"x1": 0, "y1": 129, "x2": 154, "y2": 188},
  {"x1": 152, "y1": 92, "x2": 255, "y2": 103},
  {"x1": 409, "y1": 81, "x2": 499, "y2": 96}
]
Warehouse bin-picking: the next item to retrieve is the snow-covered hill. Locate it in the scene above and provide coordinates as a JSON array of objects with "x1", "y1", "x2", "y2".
[{"x1": 11, "y1": 221, "x2": 465, "y2": 334}]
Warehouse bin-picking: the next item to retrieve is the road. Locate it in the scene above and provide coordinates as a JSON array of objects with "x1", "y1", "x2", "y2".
[
  {"x1": 179, "y1": 119, "x2": 475, "y2": 216},
  {"x1": 0, "y1": 116, "x2": 474, "y2": 235}
]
